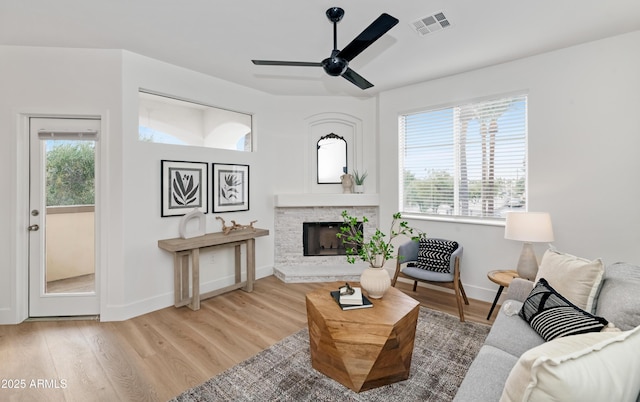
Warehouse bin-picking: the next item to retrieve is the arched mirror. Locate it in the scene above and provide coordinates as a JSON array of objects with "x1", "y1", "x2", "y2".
[{"x1": 317, "y1": 133, "x2": 347, "y2": 184}]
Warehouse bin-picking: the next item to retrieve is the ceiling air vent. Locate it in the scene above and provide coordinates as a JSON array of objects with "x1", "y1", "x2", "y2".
[{"x1": 410, "y1": 11, "x2": 451, "y2": 36}]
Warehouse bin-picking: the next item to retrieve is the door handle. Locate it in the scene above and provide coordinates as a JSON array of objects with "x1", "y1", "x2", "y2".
[{"x1": 28, "y1": 224, "x2": 40, "y2": 231}]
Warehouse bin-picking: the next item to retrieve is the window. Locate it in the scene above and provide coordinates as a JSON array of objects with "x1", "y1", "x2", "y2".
[
  {"x1": 399, "y1": 94, "x2": 527, "y2": 220},
  {"x1": 138, "y1": 91, "x2": 253, "y2": 151},
  {"x1": 46, "y1": 140, "x2": 95, "y2": 206}
]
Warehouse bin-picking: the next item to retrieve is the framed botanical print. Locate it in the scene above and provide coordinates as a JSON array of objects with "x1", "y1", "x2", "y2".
[
  {"x1": 161, "y1": 160, "x2": 208, "y2": 217},
  {"x1": 212, "y1": 163, "x2": 249, "y2": 212}
]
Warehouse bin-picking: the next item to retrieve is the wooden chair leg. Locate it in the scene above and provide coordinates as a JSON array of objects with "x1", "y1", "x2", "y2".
[
  {"x1": 392, "y1": 261, "x2": 401, "y2": 287},
  {"x1": 459, "y1": 280, "x2": 469, "y2": 305},
  {"x1": 453, "y1": 279, "x2": 465, "y2": 322},
  {"x1": 455, "y1": 288, "x2": 465, "y2": 322},
  {"x1": 412, "y1": 281, "x2": 417, "y2": 292}
]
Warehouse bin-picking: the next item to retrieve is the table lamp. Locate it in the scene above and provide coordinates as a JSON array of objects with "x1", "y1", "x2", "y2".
[{"x1": 504, "y1": 212, "x2": 554, "y2": 280}]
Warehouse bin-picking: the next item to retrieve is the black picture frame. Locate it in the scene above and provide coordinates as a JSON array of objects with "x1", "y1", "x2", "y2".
[
  {"x1": 161, "y1": 160, "x2": 209, "y2": 217},
  {"x1": 212, "y1": 163, "x2": 249, "y2": 212}
]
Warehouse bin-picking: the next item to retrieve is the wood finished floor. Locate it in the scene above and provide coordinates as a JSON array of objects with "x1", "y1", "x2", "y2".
[
  {"x1": 46, "y1": 274, "x2": 95, "y2": 293},
  {"x1": 0, "y1": 276, "x2": 496, "y2": 402}
]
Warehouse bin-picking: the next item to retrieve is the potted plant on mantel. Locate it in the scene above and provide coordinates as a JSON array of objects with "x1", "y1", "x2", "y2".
[
  {"x1": 336, "y1": 210, "x2": 422, "y2": 298},
  {"x1": 352, "y1": 170, "x2": 368, "y2": 193}
]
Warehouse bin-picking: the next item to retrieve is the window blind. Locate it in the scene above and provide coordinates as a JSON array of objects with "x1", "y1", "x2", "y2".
[
  {"x1": 399, "y1": 95, "x2": 527, "y2": 219},
  {"x1": 38, "y1": 129, "x2": 99, "y2": 141}
]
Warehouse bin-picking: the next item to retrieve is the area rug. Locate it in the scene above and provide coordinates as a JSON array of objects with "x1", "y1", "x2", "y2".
[{"x1": 170, "y1": 307, "x2": 490, "y2": 402}]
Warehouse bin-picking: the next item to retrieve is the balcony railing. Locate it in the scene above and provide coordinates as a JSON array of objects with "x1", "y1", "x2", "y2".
[{"x1": 46, "y1": 205, "x2": 95, "y2": 283}]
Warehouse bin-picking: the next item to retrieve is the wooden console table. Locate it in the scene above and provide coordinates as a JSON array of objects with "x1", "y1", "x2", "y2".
[{"x1": 158, "y1": 228, "x2": 269, "y2": 310}]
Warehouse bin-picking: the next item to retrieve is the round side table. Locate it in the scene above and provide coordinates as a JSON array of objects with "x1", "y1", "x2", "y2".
[{"x1": 486, "y1": 270, "x2": 519, "y2": 320}]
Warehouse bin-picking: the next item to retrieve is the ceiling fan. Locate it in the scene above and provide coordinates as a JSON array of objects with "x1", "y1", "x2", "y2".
[{"x1": 251, "y1": 7, "x2": 399, "y2": 90}]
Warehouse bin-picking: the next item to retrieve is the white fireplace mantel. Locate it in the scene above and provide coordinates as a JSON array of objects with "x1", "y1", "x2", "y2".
[{"x1": 274, "y1": 193, "x2": 379, "y2": 208}]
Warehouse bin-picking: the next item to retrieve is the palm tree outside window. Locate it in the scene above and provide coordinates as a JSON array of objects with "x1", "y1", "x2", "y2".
[{"x1": 399, "y1": 94, "x2": 527, "y2": 220}]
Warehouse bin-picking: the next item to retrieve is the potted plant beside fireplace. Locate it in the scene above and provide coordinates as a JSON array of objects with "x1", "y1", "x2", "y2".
[
  {"x1": 336, "y1": 210, "x2": 421, "y2": 298},
  {"x1": 352, "y1": 169, "x2": 368, "y2": 193}
]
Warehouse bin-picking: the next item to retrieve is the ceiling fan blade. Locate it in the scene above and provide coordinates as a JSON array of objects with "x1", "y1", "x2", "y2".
[
  {"x1": 252, "y1": 60, "x2": 322, "y2": 67},
  {"x1": 337, "y1": 13, "x2": 399, "y2": 62},
  {"x1": 342, "y1": 68, "x2": 373, "y2": 90}
]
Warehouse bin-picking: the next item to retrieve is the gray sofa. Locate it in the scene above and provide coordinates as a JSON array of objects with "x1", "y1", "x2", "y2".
[{"x1": 454, "y1": 262, "x2": 640, "y2": 402}]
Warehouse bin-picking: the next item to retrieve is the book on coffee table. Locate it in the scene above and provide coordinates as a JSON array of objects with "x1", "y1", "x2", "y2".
[
  {"x1": 330, "y1": 290, "x2": 373, "y2": 310},
  {"x1": 339, "y1": 287, "x2": 364, "y2": 305}
]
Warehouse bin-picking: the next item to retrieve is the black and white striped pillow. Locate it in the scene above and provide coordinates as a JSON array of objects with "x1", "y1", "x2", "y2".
[
  {"x1": 519, "y1": 278, "x2": 608, "y2": 341},
  {"x1": 416, "y1": 238, "x2": 458, "y2": 273}
]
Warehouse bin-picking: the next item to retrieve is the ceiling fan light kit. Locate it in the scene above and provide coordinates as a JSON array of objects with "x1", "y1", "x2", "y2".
[{"x1": 251, "y1": 7, "x2": 399, "y2": 90}]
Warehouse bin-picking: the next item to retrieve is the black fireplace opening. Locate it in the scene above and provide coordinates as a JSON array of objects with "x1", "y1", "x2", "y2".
[{"x1": 303, "y1": 221, "x2": 362, "y2": 256}]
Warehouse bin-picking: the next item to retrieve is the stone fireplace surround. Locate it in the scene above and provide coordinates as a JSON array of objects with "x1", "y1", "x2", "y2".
[{"x1": 273, "y1": 194, "x2": 379, "y2": 282}]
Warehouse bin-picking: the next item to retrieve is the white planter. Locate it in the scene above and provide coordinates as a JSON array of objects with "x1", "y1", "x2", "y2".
[
  {"x1": 360, "y1": 266, "x2": 390, "y2": 299},
  {"x1": 354, "y1": 184, "x2": 364, "y2": 194}
]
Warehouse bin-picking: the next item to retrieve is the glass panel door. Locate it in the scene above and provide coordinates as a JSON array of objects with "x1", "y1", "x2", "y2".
[{"x1": 29, "y1": 117, "x2": 100, "y2": 317}]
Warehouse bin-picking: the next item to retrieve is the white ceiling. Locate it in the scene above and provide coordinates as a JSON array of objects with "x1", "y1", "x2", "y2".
[{"x1": 2, "y1": 0, "x2": 640, "y2": 97}]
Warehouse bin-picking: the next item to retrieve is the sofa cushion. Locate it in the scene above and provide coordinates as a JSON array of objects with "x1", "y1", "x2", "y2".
[
  {"x1": 595, "y1": 262, "x2": 640, "y2": 331},
  {"x1": 484, "y1": 301, "x2": 545, "y2": 357},
  {"x1": 520, "y1": 279, "x2": 608, "y2": 341},
  {"x1": 500, "y1": 324, "x2": 640, "y2": 402},
  {"x1": 453, "y1": 345, "x2": 519, "y2": 402},
  {"x1": 534, "y1": 248, "x2": 604, "y2": 312},
  {"x1": 416, "y1": 238, "x2": 458, "y2": 273},
  {"x1": 506, "y1": 278, "x2": 535, "y2": 303}
]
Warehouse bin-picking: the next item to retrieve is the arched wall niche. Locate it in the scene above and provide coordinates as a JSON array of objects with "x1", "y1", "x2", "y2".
[{"x1": 304, "y1": 112, "x2": 363, "y2": 194}]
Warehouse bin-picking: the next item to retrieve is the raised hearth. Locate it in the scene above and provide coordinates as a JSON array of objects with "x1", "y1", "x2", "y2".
[{"x1": 274, "y1": 263, "x2": 372, "y2": 283}]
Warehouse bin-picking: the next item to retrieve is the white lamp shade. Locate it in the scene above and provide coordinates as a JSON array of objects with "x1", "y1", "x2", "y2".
[{"x1": 504, "y1": 212, "x2": 554, "y2": 243}]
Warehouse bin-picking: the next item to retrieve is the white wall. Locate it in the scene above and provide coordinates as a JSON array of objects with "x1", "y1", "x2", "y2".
[
  {"x1": 118, "y1": 51, "x2": 376, "y2": 320},
  {"x1": 0, "y1": 46, "x2": 376, "y2": 323},
  {"x1": 378, "y1": 30, "x2": 640, "y2": 302},
  {"x1": 261, "y1": 101, "x2": 377, "y2": 195},
  {"x1": 0, "y1": 46, "x2": 123, "y2": 324},
  {"x1": 4, "y1": 30, "x2": 636, "y2": 323}
]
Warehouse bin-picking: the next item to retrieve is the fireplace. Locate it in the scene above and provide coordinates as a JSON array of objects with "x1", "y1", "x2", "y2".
[
  {"x1": 273, "y1": 205, "x2": 378, "y2": 282},
  {"x1": 302, "y1": 221, "x2": 362, "y2": 256}
]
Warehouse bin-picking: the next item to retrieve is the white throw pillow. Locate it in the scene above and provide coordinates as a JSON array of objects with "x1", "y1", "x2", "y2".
[
  {"x1": 534, "y1": 248, "x2": 604, "y2": 312},
  {"x1": 500, "y1": 325, "x2": 640, "y2": 402}
]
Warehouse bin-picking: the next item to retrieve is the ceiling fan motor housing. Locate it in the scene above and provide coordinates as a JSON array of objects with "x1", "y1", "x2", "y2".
[{"x1": 322, "y1": 56, "x2": 348, "y2": 76}]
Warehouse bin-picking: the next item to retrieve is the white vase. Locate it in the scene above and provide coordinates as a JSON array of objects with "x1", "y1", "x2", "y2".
[
  {"x1": 360, "y1": 266, "x2": 390, "y2": 299},
  {"x1": 354, "y1": 184, "x2": 364, "y2": 194},
  {"x1": 178, "y1": 208, "x2": 206, "y2": 239},
  {"x1": 341, "y1": 174, "x2": 354, "y2": 194}
]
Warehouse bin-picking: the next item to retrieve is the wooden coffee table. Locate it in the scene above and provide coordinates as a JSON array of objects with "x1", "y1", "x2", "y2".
[{"x1": 305, "y1": 284, "x2": 420, "y2": 392}]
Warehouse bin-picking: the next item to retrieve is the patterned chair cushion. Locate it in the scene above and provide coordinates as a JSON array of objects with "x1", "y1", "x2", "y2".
[{"x1": 416, "y1": 238, "x2": 458, "y2": 273}]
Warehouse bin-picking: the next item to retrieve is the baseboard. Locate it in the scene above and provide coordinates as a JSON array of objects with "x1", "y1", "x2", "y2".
[
  {"x1": 395, "y1": 277, "x2": 503, "y2": 305},
  {"x1": 0, "y1": 307, "x2": 23, "y2": 325},
  {"x1": 100, "y1": 265, "x2": 275, "y2": 322},
  {"x1": 97, "y1": 267, "x2": 509, "y2": 322}
]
